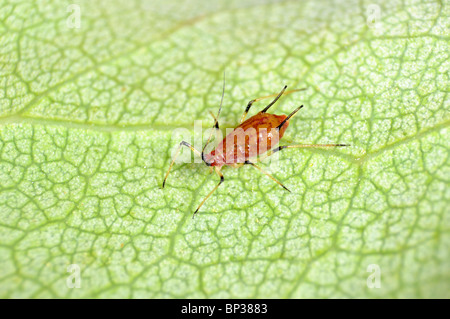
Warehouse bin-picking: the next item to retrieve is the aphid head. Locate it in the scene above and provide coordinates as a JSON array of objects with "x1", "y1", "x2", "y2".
[
  {"x1": 201, "y1": 149, "x2": 224, "y2": 167},
  {"x1": 201, "y1": 151, "x2": 213, "y2": 166}
]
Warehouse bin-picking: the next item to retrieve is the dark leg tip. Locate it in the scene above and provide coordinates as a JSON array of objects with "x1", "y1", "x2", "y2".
[{"x1": 162, "y1": 180, "x2": 166, "y2": 188}]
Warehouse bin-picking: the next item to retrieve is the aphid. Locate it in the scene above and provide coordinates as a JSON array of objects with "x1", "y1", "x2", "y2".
[{"x1": 162, "y1": 78, "x2": 349, "y2": 218}]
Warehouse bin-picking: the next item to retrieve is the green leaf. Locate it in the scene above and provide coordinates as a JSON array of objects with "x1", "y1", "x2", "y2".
[{"x1": 0, "y1": 0, "x2": 448, "y2": 298}]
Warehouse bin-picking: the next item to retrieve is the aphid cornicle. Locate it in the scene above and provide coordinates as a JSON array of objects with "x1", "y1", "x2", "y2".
[{"x1": 162, "y1": 78, "x2": 349, "y2": 218}]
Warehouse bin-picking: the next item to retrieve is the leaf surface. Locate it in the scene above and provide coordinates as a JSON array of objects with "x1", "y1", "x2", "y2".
[{"x1": 0, "y1": 0, "x2": 449, "y2": 298}]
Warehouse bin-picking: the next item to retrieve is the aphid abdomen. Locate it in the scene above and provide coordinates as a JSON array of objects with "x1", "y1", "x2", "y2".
[{"x1": 208, "y1": 112, "x2": 290, "y2": 166}]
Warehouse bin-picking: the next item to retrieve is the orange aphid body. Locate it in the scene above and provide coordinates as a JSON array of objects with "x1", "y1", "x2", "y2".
[
  {"x1": 204, "y1": 113, "x2": 289, "y2": 167},
  {"x1": 162, "y1": 83, "x2": 348, "y2": 218}
]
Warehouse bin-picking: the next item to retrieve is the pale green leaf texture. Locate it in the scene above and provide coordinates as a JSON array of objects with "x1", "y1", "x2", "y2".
[{"x1": 0, "y1": 0, "x2": 449, "y2": 298}]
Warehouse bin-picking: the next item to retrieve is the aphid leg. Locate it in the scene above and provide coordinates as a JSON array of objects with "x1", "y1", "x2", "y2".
[
  {"x1": 244, "y1": 160, "x2": 291, "y2": 192},
  {"x1": 259, "y1": 144, "x2": 350, "y2": 161},
  {"x1": 208, "y1": 111, "x2": 222, "y2": 145},
  {"x1": 162, "y1": 141, "x2": 202, "y2": 188},
  {"x1": 240, "y1": 86, "x2": 286, "y2": 123},
  {"x1": 209, "y1": 111, "x2": 220, "y2": 129},
  {"x1": 203, "y1": 75, "x2": 225, "y2": 154},
  {"x1": 240, "y1": 86, "x2": 306, "y2": 123},
  {"x1": 240, "y1": 100, "x2": 256, "y2": 123},
  {"x1": 193, "y1": 167, "x2": 224, "y2": 218}
]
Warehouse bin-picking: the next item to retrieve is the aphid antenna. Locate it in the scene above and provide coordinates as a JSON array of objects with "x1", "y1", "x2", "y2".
[{"x1": 202, "y1": 72, "x2": 226, "y2": 165}]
